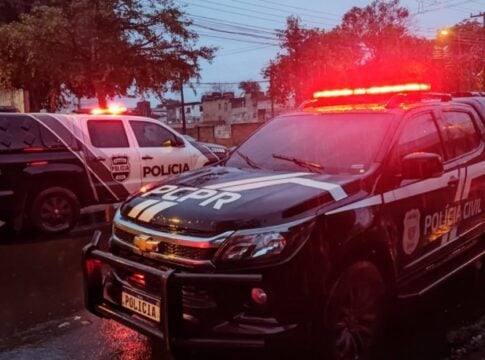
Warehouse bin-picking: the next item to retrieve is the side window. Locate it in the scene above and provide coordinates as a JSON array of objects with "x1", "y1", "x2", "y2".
[
  {"x1": 440, "y1": 111, "x2": 480, "y2": 159},
  {"x1": 391, "y1": 113, "x2": 444, "y2": 169},
  {"x1": 130, "y1": 121, "x2": 176, "y2": 147},
  {"x1": 87, "y1": 120, "x2": 129, "y2": 148}
]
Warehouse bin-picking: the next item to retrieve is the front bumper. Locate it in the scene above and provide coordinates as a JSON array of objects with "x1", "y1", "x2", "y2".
[{"x1": 83, "y1": 231, "x2": 302, "y2": 354}]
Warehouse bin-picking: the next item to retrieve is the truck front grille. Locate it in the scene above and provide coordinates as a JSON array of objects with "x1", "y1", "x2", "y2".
[
  {"x1": 114, "y1": 227, "x2": 218, "y2": 261},
  {"x1": 112, "y1": 221, "x2": 229, "y2": 266}
]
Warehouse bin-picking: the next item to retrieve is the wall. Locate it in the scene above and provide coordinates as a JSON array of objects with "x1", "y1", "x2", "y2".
[
  {"x1": 175, "y1": 122, "x2": 264, "y2": 147},
  {"x1": 0, "y1": 89, "x2": 29, "y2": 112}
]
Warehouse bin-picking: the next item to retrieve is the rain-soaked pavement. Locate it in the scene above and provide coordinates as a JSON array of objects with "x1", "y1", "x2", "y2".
[{"x1": 1, "y1": 213, "x2": 485, "y2": 360}]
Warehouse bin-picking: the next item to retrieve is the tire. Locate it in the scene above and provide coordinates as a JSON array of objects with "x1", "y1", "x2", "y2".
[
  {"x1": 30, "y1": 187, "x2": 80, "y2": 234},
  {"x1": 320, "y1": 261, "x2": 387, "y2": 360}
]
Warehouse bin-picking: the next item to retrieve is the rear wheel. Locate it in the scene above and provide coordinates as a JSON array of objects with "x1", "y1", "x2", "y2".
[
  {"x1": 321, "y1": 261, "x2": 386, "y2": 360},
  {"x1": 30, "y1": 187, "x2": 80, "y2": 234}
]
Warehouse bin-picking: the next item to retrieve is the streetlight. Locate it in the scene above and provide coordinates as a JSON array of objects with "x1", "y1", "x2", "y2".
[{"x1": 437, "y1": 27, "x2": 463, "y2": 91}]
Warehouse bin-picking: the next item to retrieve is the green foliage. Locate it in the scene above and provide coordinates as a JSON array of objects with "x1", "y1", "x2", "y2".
[
  {"x1": 238, "y1": 80, "x2": 261, "y2": 95},
  {"x1": 0, "y1": 0, "x2": 215, "y2": 111},
  {"x1": 263, "y1": 0, "x2": 440, "y2": 105},
  {"x1": 438, "y1": 20, "x2": 485, "y2": 92}
]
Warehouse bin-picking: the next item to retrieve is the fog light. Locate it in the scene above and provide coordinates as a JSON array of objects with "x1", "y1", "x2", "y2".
[{"x1": 251, "y1": 288, "x2": 267, "y2": 305}]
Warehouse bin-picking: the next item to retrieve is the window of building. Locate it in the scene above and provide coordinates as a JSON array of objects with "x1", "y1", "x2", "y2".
[{"x1": 88, "y1": 120, "x2": 129, "y2": 148}]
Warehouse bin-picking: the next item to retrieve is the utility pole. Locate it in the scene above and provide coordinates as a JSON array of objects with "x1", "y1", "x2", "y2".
[
  {"x1": 180, "y1": 85, "x2": 186, "y2": 135},
  {"x1": 470, "y1": 12, "x2": 485, "y2": 90}
]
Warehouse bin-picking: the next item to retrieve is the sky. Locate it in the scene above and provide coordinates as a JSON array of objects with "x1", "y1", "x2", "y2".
[
  {"x1": 83, "y1": 0, "x2": 485, "y2": 107},
  {"x1": 180, "y1": 0, "x2": 485, "y2": 102}
]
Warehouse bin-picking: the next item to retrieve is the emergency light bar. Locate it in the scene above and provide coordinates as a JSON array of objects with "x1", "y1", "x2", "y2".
[
  {"x1": 91, "y1": 104, "x2": 127, "y2": 115},
  {"x1": 313, "y1": 83, "x2": 431, "y2": 99}
]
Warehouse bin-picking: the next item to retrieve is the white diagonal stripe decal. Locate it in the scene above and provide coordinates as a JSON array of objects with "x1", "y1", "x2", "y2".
[
  {"x1": 205, "y1": 172, "x2": 310, "y2": 190},
  {"x1": 138, "y1": 201, "x2": 178, "y2": 222},
  {"x1": 462, "y1": 161, "x2": 485, "y2": 200},
  {"x1": 127, "y1": 199, "x2": 159, "y2": 219},
  {"x1": 325, "y1": 195, "x2": 382, "y2": 215},
  {"x1": 222, "y1": 177, "x2": 347, "y2": 200}
]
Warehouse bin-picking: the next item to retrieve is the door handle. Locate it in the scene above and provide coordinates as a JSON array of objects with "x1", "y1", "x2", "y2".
[
  {"x1": 448, "y1": 176, "x2": 459, "y2": 188},
  {"x1": 142, "y1": 155, "x2": 153, "y2": 160}
]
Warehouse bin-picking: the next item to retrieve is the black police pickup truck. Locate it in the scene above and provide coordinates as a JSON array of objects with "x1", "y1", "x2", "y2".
[
  {"x1": 0, "y1": 113, "x2": 218, "y2": 233},
  {"x1": 83, "y1": 85, "x2": 485, "y2": 359}
]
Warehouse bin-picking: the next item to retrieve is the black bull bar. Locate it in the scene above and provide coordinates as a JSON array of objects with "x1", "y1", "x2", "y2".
[{"x1": 82, "y1": 231, "x2": 264, "y2": 354}]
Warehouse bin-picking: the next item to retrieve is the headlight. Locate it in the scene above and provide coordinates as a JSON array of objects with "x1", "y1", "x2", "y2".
[{"x1": 214, "y1": 219, "x2": 315, "y2": 266}]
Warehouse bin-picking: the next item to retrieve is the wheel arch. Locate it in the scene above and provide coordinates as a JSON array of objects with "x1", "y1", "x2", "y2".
[
  {"x1": 331, "y1": 225, "x2": 399, "y2": 297},
  {"x1": 24, "y1": 165, "x2": 95, "y2": 207}
]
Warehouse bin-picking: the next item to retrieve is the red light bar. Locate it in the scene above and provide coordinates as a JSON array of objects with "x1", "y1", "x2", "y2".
[
  {"x1": 90, "y1": 108, "x2": 104, "y2": 115},
  {"x1": 90, "y1": 104, "x2": 127, "y2": 115},
  {"x1": 313, "y1": 83, "x2": 431, "y2": 99}
]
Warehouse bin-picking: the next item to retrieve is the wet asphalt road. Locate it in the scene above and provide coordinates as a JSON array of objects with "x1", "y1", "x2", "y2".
[{"x1": 0, "y1": 216, "x2": 485, "y2": 360}]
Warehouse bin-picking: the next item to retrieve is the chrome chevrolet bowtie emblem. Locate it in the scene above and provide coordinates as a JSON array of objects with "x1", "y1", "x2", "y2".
[{"x1": 133, "y1": 234, "x2": 160, "y2": 252}]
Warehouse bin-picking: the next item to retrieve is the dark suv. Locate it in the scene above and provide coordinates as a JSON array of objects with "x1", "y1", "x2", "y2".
[{"x1": 83, "y1": 86, "x2": 485, "y2": 359}]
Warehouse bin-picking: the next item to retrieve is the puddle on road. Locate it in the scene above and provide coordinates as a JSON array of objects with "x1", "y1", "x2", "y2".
[{"x1": 0, "y1": 313, "x2": 153, "y2": 360}]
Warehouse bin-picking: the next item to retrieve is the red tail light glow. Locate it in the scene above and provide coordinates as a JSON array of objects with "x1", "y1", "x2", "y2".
[
  {"x1": 85, "y1": 259, "x2": 102, "y2": 276},
  {"x1": 129, "y1": 273, "x2": 146, "y2": 286},
  {"x1": 29, "y1": 161, "x2": 49, "y2": 166},
  {"x1": 313, "y1": 83, "x2": 431, "y2": 99}
]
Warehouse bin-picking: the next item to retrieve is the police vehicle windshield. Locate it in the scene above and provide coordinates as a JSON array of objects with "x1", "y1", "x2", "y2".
[{"x1": 226, "y1": 113, "x2": 394, "y2": 174}]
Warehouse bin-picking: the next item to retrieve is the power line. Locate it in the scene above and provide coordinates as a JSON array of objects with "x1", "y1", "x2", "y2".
[
  {"x1": 180, "y1": 0, "x2": 334, "y2": 28},
  {"x1": 187, "y1": 14, "x2": 278, "y2": 34},
  {"x1": 412, "y1": 0, "x2": 479, "y2": 15},
  {"x1": 255, "y1": 0, "x2": 342, "y2": 19},
  {"x1": 218, "y1": 45, "x2": 277, "y2": 56},
  {"x1": 192, "y1": 23, "x2": 278, "y2": 41},
  {"x1": 226, "y1": 0, "x2": 341, "y2": 23},
  {"x1": 196, "y1": 31, "x2": 279, "y2": 45}
]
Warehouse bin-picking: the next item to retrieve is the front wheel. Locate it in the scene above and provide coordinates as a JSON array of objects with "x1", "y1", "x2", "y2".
[
  {"x1": 320, "y1": 261, "x2": 387, "y2": 360},
  {"x1": 30, "y1": 187, "x2": 80, "y2": 234}
]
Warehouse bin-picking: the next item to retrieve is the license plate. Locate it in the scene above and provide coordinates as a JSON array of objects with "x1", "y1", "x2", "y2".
[{"x1": 121, "y1": 289, "x2": 161, "y2": 322}]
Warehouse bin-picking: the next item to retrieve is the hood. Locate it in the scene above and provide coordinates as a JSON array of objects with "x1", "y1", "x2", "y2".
[{"x1": 120, "y1": 166, "x2": 364, "y2": 235}]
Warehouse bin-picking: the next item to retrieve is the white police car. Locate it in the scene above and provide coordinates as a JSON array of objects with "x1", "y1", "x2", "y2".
[{"x1": 0, "y1": 112, "x2": 218, "y2": 233}]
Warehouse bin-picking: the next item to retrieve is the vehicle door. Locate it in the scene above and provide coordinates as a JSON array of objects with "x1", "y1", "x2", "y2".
[
  {"x1": 81, "y1": 118, "x2": 142, "y2": 201},
  {"x1": 437, "y1": 107, "x2": 485, "y2": 243},
  {"x1": 382, "y1": 110, "x2": 463, "y2": 274},
  {"x1": 127, "y1": 120, "x2": 195, "y2": 185}
]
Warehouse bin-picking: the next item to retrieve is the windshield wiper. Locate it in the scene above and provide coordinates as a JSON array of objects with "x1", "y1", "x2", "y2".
[
  {"x1": 272, "y1": 153, "x2": 324, "y2": 173},
  {"x1": 236, "y1": 150, "x2": 261, "y2": 169}
]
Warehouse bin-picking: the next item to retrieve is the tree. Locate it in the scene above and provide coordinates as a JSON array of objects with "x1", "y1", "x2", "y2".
[
  {"x1": 238, "y1": 80, "x2": 261, "y2": 96},
  {"x1": 0, "y1": 0, "x2": 215, "y2": 111},
  {"x1": 263, "y1": 1, "x2": 436, "y2": 106},
  {"x1": 337, "y1": 0, "x2": 434, "y2": 87},
  {"x1": 437, "y1": 20, "x2": 485, "y2": 91},
  {"x1": 263, "y1": 16, "x2": 334, "y2": 105}
]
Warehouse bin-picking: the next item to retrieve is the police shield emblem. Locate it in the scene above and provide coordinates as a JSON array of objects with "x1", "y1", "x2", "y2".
[
  {"x1": 111, "y1": 155, "x2": 130, "y2": 182},
  {"x1": 402, "y1": 209, "x2": 421, "y2": 255}
]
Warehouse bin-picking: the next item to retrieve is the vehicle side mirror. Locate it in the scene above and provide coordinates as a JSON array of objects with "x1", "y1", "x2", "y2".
[{"x1": 401, "y1": 152, "x2": 443, "y2": 180}]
